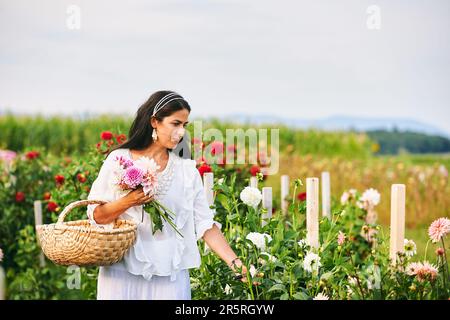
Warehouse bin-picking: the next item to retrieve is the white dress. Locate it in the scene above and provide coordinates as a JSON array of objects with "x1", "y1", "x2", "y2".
[{"x1": 86, "y1": 148, "x2": 222, "y2": 300}]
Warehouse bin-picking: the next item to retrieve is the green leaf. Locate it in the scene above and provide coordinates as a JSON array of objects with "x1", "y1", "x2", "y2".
[
  {"x1": 321, "y1": 271, "x2": 333, "y2": 282},
  {"x1": 216, "y1": 193, "x2": 229, "y2": 208},
  {"x1": 280, "y1": 293, "x2": 289, "y2": 300},
  {"x1": 267, "y1": 283, "x2": 287, "y2": 293},
  {"x1": 292, "y1": 292, "x2": 309, "y2": 300}
]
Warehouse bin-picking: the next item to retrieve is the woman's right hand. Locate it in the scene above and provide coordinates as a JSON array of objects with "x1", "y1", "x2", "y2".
[{"x1": 124, "y1": 187, "x2": 154, "y2": 207}]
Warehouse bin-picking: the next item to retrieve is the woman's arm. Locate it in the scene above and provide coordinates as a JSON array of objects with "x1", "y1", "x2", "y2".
[
  {"x1": 189, "y1": 163, "x2": 248, "y2": 281},
  {"x1": 202, "y1": 224, "x2": 248, "y2": 281},
  {"x1": 93, "y1": 187, "x2": 153, "y2": 224}
]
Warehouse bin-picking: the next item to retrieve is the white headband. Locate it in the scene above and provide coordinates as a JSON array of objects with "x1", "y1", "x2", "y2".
[{"x1": 152, "y1": 92, "x2": 184, "y2": 117}]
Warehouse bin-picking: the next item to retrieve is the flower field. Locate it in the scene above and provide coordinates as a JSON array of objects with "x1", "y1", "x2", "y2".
[{"x1": 0, "y1": 116, "x2": 449, "y2": 300}]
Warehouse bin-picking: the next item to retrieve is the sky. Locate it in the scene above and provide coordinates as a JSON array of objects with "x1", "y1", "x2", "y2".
[{"x1": 1, "y1": 0, "x2": 449, "y2": 134}]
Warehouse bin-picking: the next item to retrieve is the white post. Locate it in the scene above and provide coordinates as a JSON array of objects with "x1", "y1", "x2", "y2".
[
  {"x1": 34, "y1": 200, "x2": 46, "y2": 267},
  {"x1": 281, "y1": 175, "x2": 290, "y2": 214},
  {"x1": 390, "y1": 184, "x2": 406, "y2": 265},
  {"x1": 306, "y1": 178, "x2": 320, "y2": 249},
  {"x1": 0, "y1": 265, "x2": 5, "y2": 300},
  {"x1": 248, "y1": 176, "x2": 259, "y2": 211},
  {"x1": 202, "y1": 172, "x2": 214, "y2": 252},
  {"x1": 203, "y1": 173, "x2": 214, "y2": 207},
  {"x1": 321, "y1": 172, "x2": 331, "y2": 219},
  {"x1": 249, "y1": 176, "x2": 258, "y2": 189},
  {"x1": 261, "y1": 187, "x2": 272, "y2": 227}
]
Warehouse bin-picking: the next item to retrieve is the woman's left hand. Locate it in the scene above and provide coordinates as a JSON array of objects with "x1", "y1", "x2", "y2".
[{"x1": 230, "y1": 259, "x2": 260, "y2": 285}]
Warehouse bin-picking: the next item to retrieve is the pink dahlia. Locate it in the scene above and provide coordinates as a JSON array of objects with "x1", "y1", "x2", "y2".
[
  {"x1": 123, "y1": 166, "x2": 144, "y2": 189},
  {"x1": 0, "y1": 150, "x2": 17, "y2": 163},
  {"x1": 209, "y1": 141, "x2": 224, "y2": 156},
  {"x1": 436, "y1": 248, "x2": 445, "y2": 256},
  {"x1": 115, "y1": 155, "x2": 133, "y2": 169},
  {"x1": 142, "y1": 172, "x2": 158, "y2": 197},
  {"x1": 337, "y1": 231, "x2": 346, "y2": 246},
  {"x1": 406, "y1": 261, "x2": 438, "y2": 282},
  {"x1": 428, "y1": 217, "x2": 450, "y2": 243}
]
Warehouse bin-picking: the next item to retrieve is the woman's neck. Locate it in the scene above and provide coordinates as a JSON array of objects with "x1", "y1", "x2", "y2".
[{"x1": 135, "y1": 144, "x2": 168, "y2": 160}]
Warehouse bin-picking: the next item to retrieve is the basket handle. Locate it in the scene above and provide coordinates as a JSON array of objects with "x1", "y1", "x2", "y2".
[{"x1": 56, "y1": 199, "x2": 108, "y2": 225}]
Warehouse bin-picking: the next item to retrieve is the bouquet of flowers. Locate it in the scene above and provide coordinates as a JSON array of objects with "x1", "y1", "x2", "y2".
[{"x1": 111, "y1": 155, "x2": 183, "y2": 237}]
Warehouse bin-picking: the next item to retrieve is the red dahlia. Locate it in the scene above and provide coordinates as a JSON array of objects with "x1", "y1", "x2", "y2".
[
  {"x1": 15, "y1": 191, "x2": 25, "y2": 202},
  {"x1": 198, "y1": 163, "x2": 212, "y2": 177},
  {"x1": 77, "y1": 173, "x2": 87, "y2": 183},
  {"x1": 101, "y1": 131, "x2": 113, "y2": 140},
  {"x1": 297, "y1": 192, "x2": 307, "y2": 202},
  {"x1": 116, "y1": 134, "x2": 127, "y2": 144},
  {"x1": 47, "y1": 201, "x2": 58, "y2": 212},
  {"x1": 25, "y1": 151, "x2": 40, "y2": 160},
  {"x1": 55, "y1": 175, "x2": 65, "y2": 185},
  {"x1": 250, "y1": 165, "x2": 261, "y2": 176}
]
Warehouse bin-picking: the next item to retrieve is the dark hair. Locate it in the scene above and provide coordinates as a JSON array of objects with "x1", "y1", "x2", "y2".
[{"x1": 109, "y1": 90, "x2": 191, "y2": 156}]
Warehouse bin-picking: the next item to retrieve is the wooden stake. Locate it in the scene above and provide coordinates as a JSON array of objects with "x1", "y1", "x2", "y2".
[
  {"x1": 390, "y1": 184, "x2": 406, "y2": 265},
  {"x1": 249, "y1": 176, "x2": 258, "y2": 189},
  {"x1": 306, "y1": 178, "x2": 320, "y2": 249},
  {"x1": 34, "y1": 200, "x2": 46, "y2": 267},
  {"x1": 0, "y1": 266, "x2": 5, "y2": 300},
  {"x1": 321, "y1": 172, "x2": 331, "y2": 219},
  {"x1": 281, "y1": 175, "x2": 289, "y2": 214},
  {"x1": 202, "y1": 172, "x2": 214, "y2": 252},
  {"x1": 262, "y1": 187, "x2": 272, "y2": 227},
  {"x1": 203, "y1": 172, "x2": 214, "y2": 207}
]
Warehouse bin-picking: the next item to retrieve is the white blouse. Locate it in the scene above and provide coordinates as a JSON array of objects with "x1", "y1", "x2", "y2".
[{"x1": 86, "y1": 148, "x2": 222, "y2": 282}]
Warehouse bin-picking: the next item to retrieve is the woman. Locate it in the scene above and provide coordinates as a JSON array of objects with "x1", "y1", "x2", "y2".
[{"x1": 86, "y1": 90, "x2": 247, "y2": 300}]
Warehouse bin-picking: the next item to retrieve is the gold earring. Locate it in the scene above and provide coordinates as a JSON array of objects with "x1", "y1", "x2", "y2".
[{"x1": 152, "y1": 129, "x2": 158, "y2": 142}]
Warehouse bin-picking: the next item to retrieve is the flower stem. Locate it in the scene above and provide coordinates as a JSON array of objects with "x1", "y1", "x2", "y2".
[
  {"x1": 144, "y1": 201, "x2": 184, "y2": 238},
  {"x1": 424, "y1": 239, "x2": 430, "y2": 261},
  {"x1": 441, "y1": 237, "x2": 448, "y2": 289},
  {"x1": 291, "y1": 183, "x2": 297, "y2": 230}
]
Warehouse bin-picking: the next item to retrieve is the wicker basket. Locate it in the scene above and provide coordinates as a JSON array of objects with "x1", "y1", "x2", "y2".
[{"x1": 36, "y1": 200, "x2": 137, "y2": 266}]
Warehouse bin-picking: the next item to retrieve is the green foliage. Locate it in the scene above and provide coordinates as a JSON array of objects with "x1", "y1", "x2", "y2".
[
  {"x1": 0, "y1": 137, "x2": 111, "y2": 299},
  {"x1": 0, "y1": 114, "x2": 374, "y2": 159},
  {"x1": 0, "y1": 114, "x2": 131, "y2": 155},
  {"x1": 190, "y1": 174, "x2": 449, "y2": 300},
  {"x1": 199, "y1": 118, "x2": 374, "y2": 159}
]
